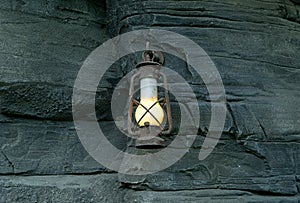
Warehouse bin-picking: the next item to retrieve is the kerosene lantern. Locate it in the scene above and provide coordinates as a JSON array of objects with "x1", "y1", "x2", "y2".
[{"x1": 127, "y1": 44, "x2": 172, "y2": 148}]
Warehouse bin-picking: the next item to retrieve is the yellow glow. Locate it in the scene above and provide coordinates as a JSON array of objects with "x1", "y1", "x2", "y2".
[{"x1": 135, "y1": 98, "x2": 164, "y2": 126}]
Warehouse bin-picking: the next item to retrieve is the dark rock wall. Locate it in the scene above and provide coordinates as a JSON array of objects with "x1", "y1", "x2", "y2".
[{"x1": 0, "y1": 0, "x2": 299, "y2": 202}]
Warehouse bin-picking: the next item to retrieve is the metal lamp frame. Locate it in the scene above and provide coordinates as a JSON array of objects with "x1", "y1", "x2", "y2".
[{"x1": 127, "y1": 50, "x2": 172, "y2": 141}]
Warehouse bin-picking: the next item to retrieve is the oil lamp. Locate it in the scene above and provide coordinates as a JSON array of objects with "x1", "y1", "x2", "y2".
[{"x1": 128, "y1": 43, "x2": 172, "y2": 148}]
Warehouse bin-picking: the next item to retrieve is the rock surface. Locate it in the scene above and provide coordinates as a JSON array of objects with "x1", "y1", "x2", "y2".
[{"x1": 0, "y1": 0, "x2": 300, "y2": 202}]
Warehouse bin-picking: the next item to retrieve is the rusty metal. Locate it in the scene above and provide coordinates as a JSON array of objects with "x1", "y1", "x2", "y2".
[
  {"x1": 160, "y1": 72, "x2": 172, "y2": 135},
  {"x1": 127, "y1": 48, "x2": 172, "y2": 148}
]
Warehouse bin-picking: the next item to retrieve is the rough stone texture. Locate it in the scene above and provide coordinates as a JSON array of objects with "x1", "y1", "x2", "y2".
[
  {"x1": 0, "y1": 114, "x2": 132, "y2": 175},
  {"x1": 0, "y1": 174, "x2": 125, "y2": 203},
  {"x1": 124, "y1": 190, "x2": 300, "y2": 203},
  {"x1": 0, "y1": 0, "x2": 108, "y2": 120},
  {"x1": 0, "y1": 0, "x2": 300, "y2": 202}
]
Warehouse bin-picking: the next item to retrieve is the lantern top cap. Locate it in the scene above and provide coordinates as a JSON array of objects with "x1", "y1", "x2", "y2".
[
  {"x1": 136, "y1": 50, "x2": 164, "y2": 69},
  {"x1": 143, "y1": 42, "x2": 164, "y2": 64},
  {"x1": 136, "y1": 42, "x2": 164, "y2": 69},
  {"x1": 141, "y1": 50, "x2": 164, "y2": 65}
]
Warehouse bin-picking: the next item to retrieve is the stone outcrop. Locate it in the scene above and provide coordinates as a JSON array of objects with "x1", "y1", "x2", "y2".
[{"x1": 0, "y1": 0, "x2": 299, "y2": 202}]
